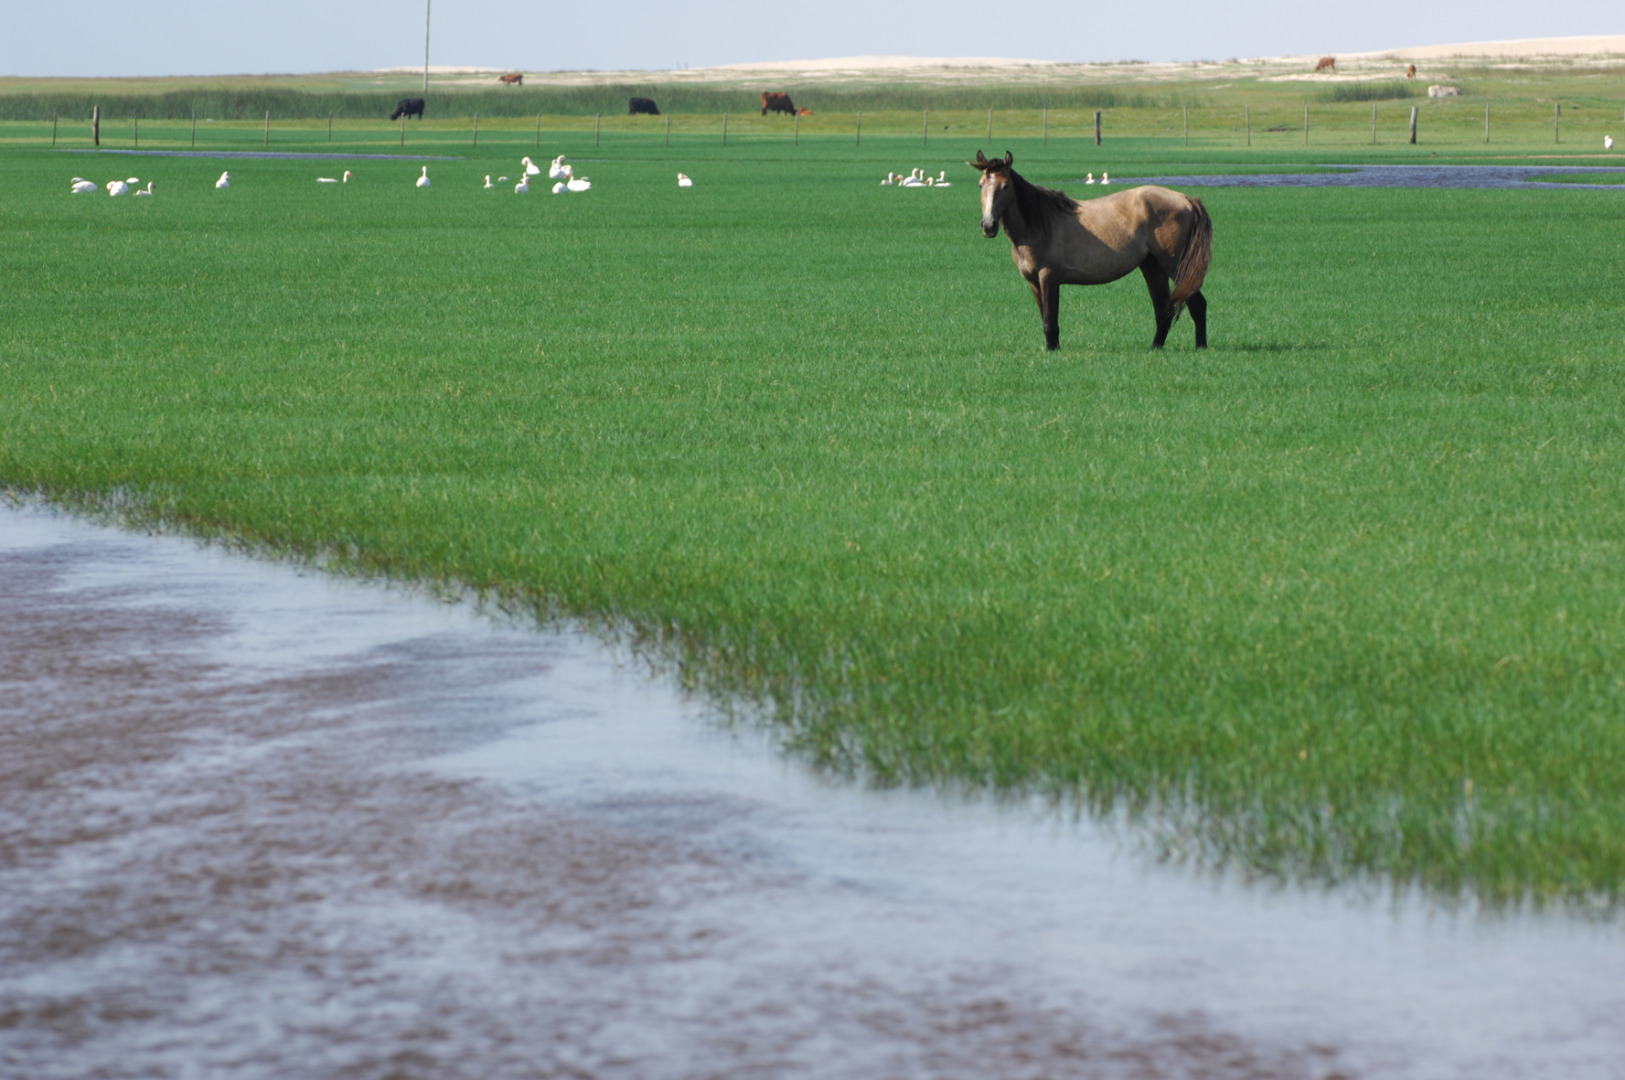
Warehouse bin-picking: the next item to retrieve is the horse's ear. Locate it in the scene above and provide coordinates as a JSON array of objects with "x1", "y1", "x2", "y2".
[
  {"x1": 974, "y1": 150, "x2": 988, "y2": 166},
  {"x1": 1003, "y1": 150, "x2": 1013, "y2": 167}
]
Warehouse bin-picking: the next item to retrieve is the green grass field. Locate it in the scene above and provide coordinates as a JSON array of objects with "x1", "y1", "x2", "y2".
[{"x1": 3, "y1": 118, "x2": 1624, "y2": 905}]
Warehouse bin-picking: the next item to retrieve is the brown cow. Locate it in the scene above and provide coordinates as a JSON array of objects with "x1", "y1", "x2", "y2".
[
  {"x1": 1406, "y1": 64, "x2": 1416, "y2": 79},
  {"x1": 761, "y1": 92, "x2": 796, "y2": 116},
  {"x1": 1315, "y1": 56, "x2": 1336, "y2": 73},
  {"x1": 500, "y1": 73, "x2": 523, "y2": 86},
  {"x1": 797, "y1": 107, "x2": 812, "y2": 116}
]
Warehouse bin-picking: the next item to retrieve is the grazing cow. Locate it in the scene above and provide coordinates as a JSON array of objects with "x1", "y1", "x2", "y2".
[
  {"x1": 1315, "y1": 56, "x2": 1336, "y2": 73},
  {"x1": 1427, "y1": 85, "x2": 1461, "y2": 98},
  {"x1": 390, "y1": 97, "x2": 425, "y2": 121},
  {"x1": 1406, "y1": 64, "x2": 1417, "y2": 79},
  {"x1": 500, "y1": 73, "x2": 523, "y2": 86},
  {"x1": 761, "y1": 92, "x2": 796, "y2": 116},
  {"x1": 798, "y1": 107, "x2": 812, "y2": 116},
  {"x1": 629, "y1": 96, "x2": 660, "y2": 116}
]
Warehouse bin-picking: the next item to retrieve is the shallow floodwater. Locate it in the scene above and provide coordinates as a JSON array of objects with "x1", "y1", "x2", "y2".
[
  {"x1": 1113, "y1": 163, "x2": 1625, "y2": 190},
  {"x1": 2, "y1": 505, "x2": 1622, "y2": 1080}
]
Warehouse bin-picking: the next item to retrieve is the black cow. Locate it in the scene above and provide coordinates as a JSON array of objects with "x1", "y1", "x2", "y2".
[
  {"x1": 760, "y1": 92, "x2": 796, "y2": 116},
  {"x1": 390, "y1": 97, "x2": 426, "y2": 121},
  {"x1": 629, "y1": 96, "x2": 660, "y2": 116}
]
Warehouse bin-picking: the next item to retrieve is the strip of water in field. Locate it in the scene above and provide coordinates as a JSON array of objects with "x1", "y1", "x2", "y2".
[
  {"x1": 1105, "y1": 163, "x2": 1625, "y2": 190},
  {"x1": 2, "y1": 502, "x2": 1621, "y2": 1080}
]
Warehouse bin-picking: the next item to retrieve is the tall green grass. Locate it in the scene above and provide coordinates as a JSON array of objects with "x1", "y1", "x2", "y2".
[{"x1": 3, "y1": 134, "x2": 1624, "y2": 904}]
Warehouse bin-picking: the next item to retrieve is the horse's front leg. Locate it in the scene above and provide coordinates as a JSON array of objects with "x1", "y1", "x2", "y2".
[
  {"x1": 1038, "y1": 268, "x2": 1060, "y2": 350},
  {"x1": 1187, "y1": 289, "x2": 1208, "y2": 348}
]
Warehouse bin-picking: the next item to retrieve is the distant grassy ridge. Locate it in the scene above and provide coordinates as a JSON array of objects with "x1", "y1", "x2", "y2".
[{"x1": 0, "y1": 85, "x2": 1181, "y2": 123}]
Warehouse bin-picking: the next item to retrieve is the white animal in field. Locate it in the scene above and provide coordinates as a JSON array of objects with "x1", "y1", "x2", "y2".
[
  {"x1": 416, "y1": 166, "x2": 431, "y2": 188},
  {"x1": 899, "y1": 168, "x2": 925, "y2": 187},
  {"x1": 133, "y1": 181, "x2": 154, "y2": 196},
  {"x1": 566, "y1": 175, "x2": 591, "y2": 192},
  {"x1": 1085, "y1": 172, "x2": 1095, "y2": 184},
  {"x1": 522, "y1": 156, "x2": 542, "y2": 176},
  {"x1": 677, "y1": 173, "x2": 693, "y2": 187},
  {"x1": 515, "y1": 176, "x2": 530, "y2": 193},
  {"x1": 1427, "y1": 85, "x2": 1461, "y2": 98},
  {"x1": 317, "y1": 170, "x2": 353, "y2": 183},
  {"x1": 497, "y1": 176, "x2": 508, "y2": 182},
  {"x1": 881, "y1": 172, "x2": 895, "y2": 185},
  {"x1": 70, "y1": 178, "x2": 97, "y2": 194},
  {"x1": 126, "y1": 177, "x2": 140, "y2": 184},
  {"x1": 1100, "y1": 172, "x2": 1110, "y2": 185},
  {"x1": 483, "y1": 174, "x2": 493, "y2": 188},
  {"x1": 934, "y1": 170, "x2": 950, "y2": 187},
  {"x1": 548, "y1": 155, "x2": 569, "y2": 180},
  {"x1": 552, "y1": 181, "x2": 566, "y2": 194},
  {"x1": 106, "y1": 179, "x2": 129, "y2": 196},
  {"x1": 216, "y1": 171, "x2": 231, "y2": 188},
  {"x1": 1607, "y1": 135, "x2": 1616, "y2": 150}
]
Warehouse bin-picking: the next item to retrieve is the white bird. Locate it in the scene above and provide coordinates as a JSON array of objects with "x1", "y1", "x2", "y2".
[
  {"x1": 316, "y1": 170, "x2": 353, "y2": 184},
  {"x1": 497, "y1": 176, "x2": 509, "y2": 182},
  {"x1": 416, "y1": 166, "x2": 431, "y2": 188},
  {"x1": 1085, "y1": 172, "x2": 1096, "y2": 184},
  {"x1": 515, "y1": 176, "x2": 530, "y2": 193},
  {"x1": 566, "y1": 175, "x2": 591, "y2": 192},
  {"x1": 522, "y1": 156, "x2": 543, "y2": 177},
  {"x1": 881, "y1": 172, "x2": 895, "y2": 185},
  {"x1": 126, "y1": 176, "x2": 140, "y2": 184},
  {"x1": 935, "y1": 170, "x2": 951, "y2": 187},
  {"x1": 1100, "y1": 172, "x2": 1110, "y2": 185},
  {"x1": 552, "y1": 181, "x2": 567, "y2": 194},
  {"x1": 216, "y1": 171, "x2": 231, "y2": 189},
  {"x1": 677, "y1": 172, "x2": 693, "y2": 187},
  {"x1": 483, "y1": 174, "x2": 493, "y2": 188},
  {"x1": 1607, "y1": 135, "x2": 1616, "y2": 150},
  {"x1": 548, "y1": 155, "x2": 569, "y2": 180},
  {"x1": 133, "y1": 181, "x2": 154, "y2": 196},
  {"x1": 345, "y1": 170, "x2": 352, "y2": 183},
  {"x1": 70, "y1": 178, "x2": 97, "y2": 194},
  {"x1": 106, "y1": 179, "x2": 129, "y2": 196}
]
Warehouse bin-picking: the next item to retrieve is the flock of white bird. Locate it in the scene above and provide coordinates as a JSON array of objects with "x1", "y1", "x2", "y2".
[
  {"x1": 71, "y1": 176, "x2": 154, "y2": 196},
  {"x1": 882, "y1": 169, "x2": 952, "y2": 187}
]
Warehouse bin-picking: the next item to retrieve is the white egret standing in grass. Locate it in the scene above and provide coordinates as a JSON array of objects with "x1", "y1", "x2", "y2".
[
  {"x1": 216, "y1": 171, "x2": 230, "y2": 189},
  {"x1": 416, "y1": 166, "x2": 431, "y2": 188},
  {"x1": 70, "y1": 178, "x2": 97, "y2": 194},
  {"x1": 106, "y1": 179, "x2": 129, "y2": 196}
]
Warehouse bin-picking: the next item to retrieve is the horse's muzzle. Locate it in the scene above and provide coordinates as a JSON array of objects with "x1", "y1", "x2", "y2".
[{"x1": 981, "y1": 220, "x2": 1000, "y2": 239}]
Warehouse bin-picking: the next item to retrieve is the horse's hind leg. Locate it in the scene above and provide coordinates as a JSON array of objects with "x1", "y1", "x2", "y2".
[
  {"x1": 1039, "y1": 269, "x2": 1060, "y2": 351},
  {"x1": 1187, "y1": 289, "x2": 1208, "y2": 349},
  {"x1": 1140, "y1": 260, "x2": 1173, "y2": 348}
]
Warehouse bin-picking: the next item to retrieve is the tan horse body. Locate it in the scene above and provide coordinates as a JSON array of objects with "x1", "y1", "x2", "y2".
[{"x1": 971, "y1": 151, "x2": 1212, "y2": 351}]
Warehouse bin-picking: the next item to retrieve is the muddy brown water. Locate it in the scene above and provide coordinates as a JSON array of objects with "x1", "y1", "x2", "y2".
[{"x1": 2, "y1": 504, "x2": 1622, "y2": 1079}]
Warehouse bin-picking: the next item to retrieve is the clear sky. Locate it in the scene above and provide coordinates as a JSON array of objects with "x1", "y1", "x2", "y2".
[{"x1": 3, "y1": 0, "x2": 1618, "y2": 77}]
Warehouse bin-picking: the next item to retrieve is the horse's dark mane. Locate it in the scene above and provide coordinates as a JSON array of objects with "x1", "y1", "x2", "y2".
[{"x1": 1006, "y1": 166, "x2": 1078, "y2": 224}]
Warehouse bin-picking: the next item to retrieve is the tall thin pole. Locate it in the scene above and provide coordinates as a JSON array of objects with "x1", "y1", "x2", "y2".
[
  {"x1": 52, "y1": 108, "x2": 58, "y2": 147},
  {"x1": 535, "y1": 112, "x2": 541, "y2": 148},
  {"x1": 1094, "y1": 109, "x2": 1101, "y2": 146},
  {"x1": 327, "y1": 113, "x2": 332, "y2": 142},
  {"x1": 1409, "y1": 105, "x2": 1418, "y2": 145},
  {"x1": 93, "y1": 104, "x2": 99, "y2": 147},
  {"x1": 986, "y1": 108, "x2": 992, "y2": 143},
  {"x1": 472, "y1": 112, "x2": 479, "y2": 147},
  {"x1": 595, "y1": 112, "x2": 600, "y2": 147},
  {"x1": 191, "y1": 107, "x2": 197, "y2": 147},
  {"x1": 133, "y1": 114, "x2": 138, "y2": 148},
  {"x1": 264, "y1": 111, "x2": 269, "y2": 148},
  {"x1": 423, "y1": 0, "x2": 431, "y2": 94}
]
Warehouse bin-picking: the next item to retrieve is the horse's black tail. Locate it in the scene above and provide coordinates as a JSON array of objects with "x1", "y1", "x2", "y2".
[{"x1": 1168, "y1": 197, "x2": 1212, "y2": 324}]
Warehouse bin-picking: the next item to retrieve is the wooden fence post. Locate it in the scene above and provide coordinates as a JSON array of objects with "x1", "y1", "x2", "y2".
[
  {"x1": 93, "y1": 104, "x2": 100, "y2": 147},
  {"x1": 133, "y1": 114, "x2": 138, "y2": 148},
  {"x1": 535, "y1": 112, "x2": 541, "y2": 148},
  {"x1": 52, "y1": 108, "x2": 58, "y2": 147},
  {"x1": 986, "y1": 108, "x2": 992, "y2": 143},
  {"x1": 192, "y1": 108, "x2": 198, "y2": 147},
  {"x1": 473, "y1": 112, "x2": 479, "y2": 147},
  {"x1": 1094, "y1": 109, "x2": 1101, "y2": 145},
  {"x1": 264, "y1": 110, "x2": 270, "y2": 148},
  {"x1": 595, "y1": 112, "x2": 600, "y2": 147},
  {"x1": 1409, "y1": 105, "x2": 1418, "y2": 144},
  {"x1": 327, "y1": 113, "x2": 332, "y2": 142}
]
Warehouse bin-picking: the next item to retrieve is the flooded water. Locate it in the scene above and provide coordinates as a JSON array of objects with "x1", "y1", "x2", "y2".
[
  {"x1": 3, "y1": 503, "x2": 1622, "y2": 1080},
  {"x1": 1109, "y1": 163, "x2": 1625, "y2": 190}
]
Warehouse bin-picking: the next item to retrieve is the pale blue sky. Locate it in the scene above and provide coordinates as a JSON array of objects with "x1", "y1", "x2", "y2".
[{"x1": 3, "y1": 0, "x2": 1618, "y2": 77}]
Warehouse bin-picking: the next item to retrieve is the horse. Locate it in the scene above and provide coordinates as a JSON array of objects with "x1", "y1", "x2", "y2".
[
  {"x1": 390, "y1": 98, "x2": 425, "y2": 121},
  {"x1": 969, "y1": 150, "x2": 1212, "y2": 351},
  {"x1": 1406, "y1": 63, "x2": 1417, "y2": 79},
  {"x1": 500, "y1": 73, "x2": 524, "y2": 86},
  {"x1": 1315, "y1": 56, "x2": 1336, "y2": 73}
]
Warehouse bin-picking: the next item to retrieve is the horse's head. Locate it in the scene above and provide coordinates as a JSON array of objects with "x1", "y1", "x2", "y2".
[{"x1": 969, "y1": 150, "x2": 1015, "y2": 238}]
